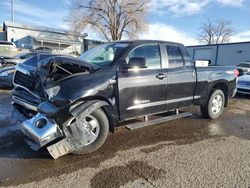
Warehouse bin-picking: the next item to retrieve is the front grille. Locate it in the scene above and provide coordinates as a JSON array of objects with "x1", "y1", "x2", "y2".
[
  {"x1": 12, "y1": 87, "x2": 41, "y2": 106},
  {"x1": 14, "y1": 71, "x2": 35, "y2": 90}
]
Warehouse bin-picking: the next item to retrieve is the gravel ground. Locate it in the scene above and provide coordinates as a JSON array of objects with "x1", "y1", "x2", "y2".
[{"x1": 0, "y1": 91, "x2": 250, "y2": 188}]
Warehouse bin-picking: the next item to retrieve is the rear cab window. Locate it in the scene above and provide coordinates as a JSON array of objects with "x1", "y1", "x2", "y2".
[{"x1": 166, "y1": 45, "x2": 184, "y2": 68}]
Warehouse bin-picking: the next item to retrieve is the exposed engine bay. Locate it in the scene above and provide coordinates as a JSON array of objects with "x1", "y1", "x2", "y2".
[
  {"x1": 36, "y1": 56, "x2": 97, "y2": 85},
  {"x1": 41, "y1": 60, "x2": 90, "y2": 83}
]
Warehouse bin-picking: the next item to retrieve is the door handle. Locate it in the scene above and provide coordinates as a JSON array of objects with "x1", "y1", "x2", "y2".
[
  {"x1": 192, "y1": 71, "x2": 196, "y2": 78},
  {"x1": 108, "y1": 79, "x2": 117, "y2": 85},
  {"x1": 156, "y1": 73, "x2": 167, "y2": 80}
]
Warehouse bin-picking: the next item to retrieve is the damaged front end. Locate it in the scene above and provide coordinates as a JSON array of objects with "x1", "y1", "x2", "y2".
[
  {"x1": 12, "y1": 55, "x2": 100, "y2": 158},
  {"x1": 19, "y1": 112, "x2": 63, "y2": 151},
  {"x1": 16, "y1": 101, "x2": 75, "y2": 159},
  {"x1": 17, "y1": 100, "x2": 108, "y2": 159}
]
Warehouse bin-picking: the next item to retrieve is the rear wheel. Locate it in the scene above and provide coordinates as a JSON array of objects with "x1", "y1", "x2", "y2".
[
  {"x1": 70, "y1": 108, "x2": 109, "y2": 154},
  {"x1": 200, "y1": 89, "x2": 225, "y2": 119}
]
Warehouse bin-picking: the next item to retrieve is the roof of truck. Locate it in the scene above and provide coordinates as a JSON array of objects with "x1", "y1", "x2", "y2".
[{"x1": 107, "y1": 40, "x2": 183, "y2": 46}]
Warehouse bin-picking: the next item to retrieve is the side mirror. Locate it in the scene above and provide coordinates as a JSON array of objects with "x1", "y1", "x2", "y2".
[
  {"x1": 120, "y1": 57, "x2": 147, "y2": 71},
  {"x1": 128, "y1": 57, "x2": 147, "y2": 68}
]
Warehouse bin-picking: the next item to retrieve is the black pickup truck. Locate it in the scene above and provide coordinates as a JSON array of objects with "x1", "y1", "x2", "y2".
[{"x1": 12, "y1": 40, "x2": 238, "y2": 159}]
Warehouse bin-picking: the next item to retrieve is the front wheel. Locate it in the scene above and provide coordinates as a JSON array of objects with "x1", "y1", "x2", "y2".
[
  {"x1": 200, "y1": 89, "x2": 225, "y2": 119},
  {"x1": 70, "y1": 108, "x2": 109, "y2": 154}
]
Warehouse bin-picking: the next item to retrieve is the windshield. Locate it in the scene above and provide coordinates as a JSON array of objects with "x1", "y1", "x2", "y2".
[{"x1": 79, "y1": 43, "x2": 129, "y2": 66}]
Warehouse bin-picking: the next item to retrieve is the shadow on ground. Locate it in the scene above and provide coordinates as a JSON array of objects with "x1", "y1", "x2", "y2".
[{"x1": 90, "y1": 160, "x2": 166, "y2": 188}]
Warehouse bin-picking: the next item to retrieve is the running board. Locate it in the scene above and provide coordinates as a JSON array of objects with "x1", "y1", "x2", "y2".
[{"x1": 126, "y1": 112, "x2": 192, "y2": 130}]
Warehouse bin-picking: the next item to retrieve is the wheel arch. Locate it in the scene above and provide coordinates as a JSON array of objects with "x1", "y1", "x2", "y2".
[
  {"x1": 210, "y1": 81, "x2": 229, "y2": 107},
  {"x1": 69, "y1": 98, "x2": 119, "y2": 133}
]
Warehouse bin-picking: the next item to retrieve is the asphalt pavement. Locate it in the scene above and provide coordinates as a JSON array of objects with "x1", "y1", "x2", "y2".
[{"x1": 0, "y1": 91, "x2": 250, "y2": 188}]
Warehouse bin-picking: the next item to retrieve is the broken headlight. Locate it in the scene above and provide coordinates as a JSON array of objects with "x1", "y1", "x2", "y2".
[{"x1": 46, "y1": 86, "x2": 60, "y2": 100}]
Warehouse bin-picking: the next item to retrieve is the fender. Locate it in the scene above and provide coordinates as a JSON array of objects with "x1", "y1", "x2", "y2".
[
  {"x1": 199, "y1": 80, "x2": 229, "y2": 107},
  {"x1": 70, "y1": 100, "x2": 118, "y2": 133},
  {"x1": 195, "y1": 79, "x2": 230, "y2": 107}
]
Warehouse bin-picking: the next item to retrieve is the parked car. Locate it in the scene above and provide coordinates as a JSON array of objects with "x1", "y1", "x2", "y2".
[
  {"x1": 0, "y1": 55, "x2": 17, "y2": 89},
  {"x1": 12, "y1": 40, "x2": 238, "y2": 159},
  {"x1": 0, "y1": 52, "x2": 59, "y2": 89},
  {"x1": 0, "y1": 52, "x2": 38, "y2": 89},
  {"x1": 34, "y1": 47, "x2": 53, "y2": 53},
  {"x1": 237, "y1": 72, "x2": 250, "y2": 95},
  {"x1": 0, "y1": 55, "x2": 17, "y2": 67},
  {"x1": 0, "y1": 41, "x2": 16, "y2": 47},
  {"x1": 0, "y1": 52, "x2": 36, "y2": 66},
  {"x1": 0, "y1": 41, "x2": 17, "y2": 52},
  {"x1": 0, "y1": 41, "x2": 18, "y2": 57},
  {"x1": 237, "y1": 62, "x2": 250, "y2": 74},
  {"x1": 0, "y1": 66, "x2": 15, "y2": 88}
]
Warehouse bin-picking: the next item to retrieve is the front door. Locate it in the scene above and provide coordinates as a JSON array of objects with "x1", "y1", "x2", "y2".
[{"x1": 118, "y1": 44, "x2": 167, "y2": 120}]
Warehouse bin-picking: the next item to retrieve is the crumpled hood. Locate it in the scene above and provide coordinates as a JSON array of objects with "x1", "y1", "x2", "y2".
[
  {"x1": 34, "y1": 55, "x2": 100, "y2": 96},
  {"x1": 38, "y1": 56, "x2": 99, "y2": 71}
]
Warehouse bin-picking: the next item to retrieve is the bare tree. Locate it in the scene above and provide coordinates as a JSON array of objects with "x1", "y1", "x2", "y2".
[
  {"x1": 198, "y1": 19, "x2": 234, "y2": 44},
  {"x1": 68, "y1": 0, "x2": 150, "y2": 41}
]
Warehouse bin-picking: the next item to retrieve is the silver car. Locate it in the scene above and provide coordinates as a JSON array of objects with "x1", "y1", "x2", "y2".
[
  {"x1": 237, "y1": 72, "x2": 250, "y2": 95},
  {"x1": 237, "y1": 62, "x2": 250, "y2": 74}
]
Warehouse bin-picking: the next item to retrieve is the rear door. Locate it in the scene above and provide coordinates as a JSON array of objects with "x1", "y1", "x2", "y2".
[
  {"x1": 164, "y1": 44, "x2": 197, "y2": 110},
  {"x1": 118, "y1": 43, "x2": 167, "y2": 120}
]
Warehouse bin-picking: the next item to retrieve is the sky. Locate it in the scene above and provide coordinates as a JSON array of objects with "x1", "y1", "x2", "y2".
[{"x1": 0, "y1": 0, "x2": 250, "y2": 45}]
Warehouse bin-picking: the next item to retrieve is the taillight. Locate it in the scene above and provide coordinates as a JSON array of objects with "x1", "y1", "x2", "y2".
[{"x1": 234, "y1": 69, "x2": 239, "y2": 77}]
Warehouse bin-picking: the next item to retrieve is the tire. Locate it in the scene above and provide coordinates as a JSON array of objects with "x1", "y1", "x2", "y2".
[
  {"x1": 200, "y1": 89, "x2": 225, "y2": 119},
  {"x1": 72, "y1": 108, "x2": 109, "y2": 154}
]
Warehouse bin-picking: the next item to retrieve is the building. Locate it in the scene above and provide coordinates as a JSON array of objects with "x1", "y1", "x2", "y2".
[
  {"x1": 187, "y1": 42, "x2": 250, "y2": 66},
  {"x1": 0, "y1": 21, "x2": 88, "y2": 55},
  {"x1": 0, "y1": 26, "x2": 5, "y2": 41}
]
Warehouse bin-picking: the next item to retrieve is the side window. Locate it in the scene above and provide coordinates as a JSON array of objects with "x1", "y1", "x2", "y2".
[
  {"x1": 166, "y1": 45, "x2": 184, "y2": 68},
  {"x1": 128, "y1": 44, "x2": 161, "y2": 69}
]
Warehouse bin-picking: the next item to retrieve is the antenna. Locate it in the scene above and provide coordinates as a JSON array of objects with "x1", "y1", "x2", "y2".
[{"x1": 11, "y1": 0, "x2": 14, "y2": 22}]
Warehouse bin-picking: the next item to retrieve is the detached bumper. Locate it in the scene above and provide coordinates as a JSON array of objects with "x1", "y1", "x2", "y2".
[
  {"x1": 14, "y1": 110, "x2": 64, "y2": 151},
  {"x1": 12, "y1": 98, "x2": 82, "y2": 158}
]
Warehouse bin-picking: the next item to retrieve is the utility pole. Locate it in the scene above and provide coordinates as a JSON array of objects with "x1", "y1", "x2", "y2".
[{"x1": 11, "y1": 0, "x2": 14, "y2": 22}]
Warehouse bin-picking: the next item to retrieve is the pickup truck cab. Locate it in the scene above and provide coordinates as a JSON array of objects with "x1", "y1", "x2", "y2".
[{"x1": 12, "y1": 40, "x2": 238, "y2": 158}]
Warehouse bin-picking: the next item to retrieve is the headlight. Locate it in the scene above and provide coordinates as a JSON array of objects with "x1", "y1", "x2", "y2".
[{"x1": 46, "y1": 86, "x2": 60, "y2": 100}]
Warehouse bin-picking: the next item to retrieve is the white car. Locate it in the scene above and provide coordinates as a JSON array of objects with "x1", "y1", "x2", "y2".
[
  {"x1": 237, "y1": 72, "x2": 250, "y2": 95},
  {"x1": 0, "y1": 52, "x2": 36, "y2": 66},
  {"x1": 0, "y1": 41, "x2": 20, "y2": 58},
  {"x1": 237, "y1": 62, "x2": 250, "y2": 74},
  {"x1": 0, "y1": 41, "x2": 17, "y2": 48}
]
